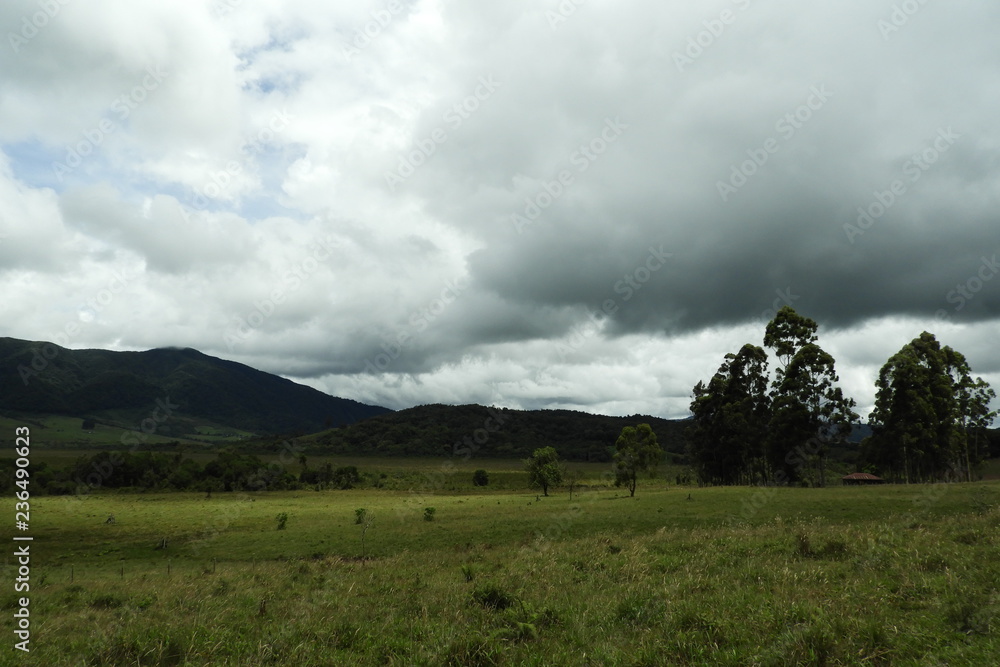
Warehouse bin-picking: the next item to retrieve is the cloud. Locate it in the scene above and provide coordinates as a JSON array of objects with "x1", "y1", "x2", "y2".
[{"x1": 1, "y1": 0, "x2": 998, "y2": 420}]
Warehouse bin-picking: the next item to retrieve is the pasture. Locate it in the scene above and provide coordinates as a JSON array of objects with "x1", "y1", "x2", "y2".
[{"x1": 4, "y1": 468, "x2": 1000, "y2": 665}]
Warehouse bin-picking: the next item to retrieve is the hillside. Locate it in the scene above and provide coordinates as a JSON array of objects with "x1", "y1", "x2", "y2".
[
  {"x1": 0, "y1": 337, "x2": 390, "y2": 437},
  {"x1": 300, "y1": 403, "x2": 691, "y2": 462},
  {"x1": 295, "y1": 406, "x2": 999, "y2": 467}
]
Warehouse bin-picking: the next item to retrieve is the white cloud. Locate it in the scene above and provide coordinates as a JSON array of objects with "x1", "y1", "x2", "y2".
[{"x1": 1, "y1": 0, "x2": 998, "y2": 420}]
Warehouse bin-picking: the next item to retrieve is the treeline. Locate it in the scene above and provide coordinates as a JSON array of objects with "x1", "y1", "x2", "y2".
[
  {"x1": 306, "y1": 404, "x2": 690, "y2": 462},
  {"x1": 0, "y1": 451, "x2": 376, "y2": 496},
  {"x1": 688, "y1": 308, "x2": 997, "y2": 486}
]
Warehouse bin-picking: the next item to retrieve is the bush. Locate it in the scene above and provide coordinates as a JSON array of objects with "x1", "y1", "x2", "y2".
[
  {"x1": 332, "y1": 466, "x2": 361, "y2": 490},
  {"x1": 275, "y1": 512, "x2": 288, "y2": 530},
  {"x1": 471, "y1": 584, "x2": 518, "y2": 611},
  {"x1": 355, "y1": 508, "x2": 368, "y2": 525},
  {"x1": 472, "y1": 469, "x2": 489, "y2": 486},
  {"x1": 424, "y1": 507, "x2": 436, "y2": 522}
]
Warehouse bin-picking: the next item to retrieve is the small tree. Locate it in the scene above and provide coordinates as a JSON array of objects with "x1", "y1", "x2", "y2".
[
  {"x1": 613, "y1": 424, "x2": 662, "y2": 497},
  {"x1": 332, "y1": 466, "x2": 361, "y2": 490},
  {"x1": 525, "y1": 447, "x2": 563, "y2": 497},
  {"x1": 359, "y1": 510, "x2": 374, "y2": 559},
  {"x1": 472, "y1": 469, "x2": 490, "y2": 487}
]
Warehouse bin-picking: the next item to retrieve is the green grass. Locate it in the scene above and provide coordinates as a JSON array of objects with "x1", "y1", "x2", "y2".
[
  {"x1": 0, "y1": 414, "x2": 208, "y2": 448},
  {"x1": 4, "y1": 478, "x2": 1000, "y2": 665}
]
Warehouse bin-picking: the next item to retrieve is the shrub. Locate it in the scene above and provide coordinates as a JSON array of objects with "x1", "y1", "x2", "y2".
[
  {"x1": 472, "y1": 469, "x2": 489, "y2": 486},
  {"x1": 332, "y1": 466, "x2": 361, "y2": 490},
  {"x1": 275, "y1": 512, "x2": 288, "y2": 530},
  {"x1": 355, "y1": 508, "x2": 368, "y2": 525},
  {"x1": 471, "y1": 584, "x2": 517, "y2": 611},
  {"x1": 424, "y1": 507, "x2": 436, "y2": 522}
]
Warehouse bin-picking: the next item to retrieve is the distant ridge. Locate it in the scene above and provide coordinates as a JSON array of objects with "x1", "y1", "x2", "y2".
[
  {"x1": 305, "y1": 403, "x2": 691, "y2": 461},
  {"x1": 0, "y1": 337, "x2": 391, "y2": 436}
]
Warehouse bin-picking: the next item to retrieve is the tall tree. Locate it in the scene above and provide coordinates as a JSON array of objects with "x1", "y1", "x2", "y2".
[
  {"x1": 958, "y1": 377, "x2": 998, "y2": 481},
  {"x1": 765, "y1": 308, "x2": 857, "y2": 485},
  {"x1": 613, "y1": 424, "x2": 663, "y2": 497},
  {"x1": 688, "y1": 344, "x2": 771, "y2": 485},
  {"x1": 867, "y1": 332, "x2": 995, "y2": 482},
  {"x1": 524, "y1": 447, "x2": 563, "y2": 496},
  {"x1": 763, "y1": 306, "x2": 818, "y2": 374}
]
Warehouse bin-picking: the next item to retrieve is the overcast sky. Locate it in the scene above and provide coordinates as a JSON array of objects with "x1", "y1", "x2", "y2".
[{"x1": 1, "y1": 0, "x2": 998, "y2": 421}]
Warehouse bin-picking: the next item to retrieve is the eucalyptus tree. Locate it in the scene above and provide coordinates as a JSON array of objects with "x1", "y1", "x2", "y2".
[
  {"x1": 764, "y1": 307, "x2": 858, "y2": 485},
  {"x1": 688, "y1": 343, "x2": 771, "y2": 485},
  {"x1": 867, "y1": 332, "x2": 996, "y2": 482}
]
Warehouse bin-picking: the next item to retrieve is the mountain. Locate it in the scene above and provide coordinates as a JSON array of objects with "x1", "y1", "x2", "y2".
[
  {"x1": 0, "y1": 337, "x2": 390, "y2": 436},
  {"x1": 301, "y1": 403, "x2": 691, "y2": 462}
]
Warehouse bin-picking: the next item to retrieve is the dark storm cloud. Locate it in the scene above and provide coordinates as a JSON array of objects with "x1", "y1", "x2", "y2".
[{"x1": 2, "y1": 0, "x2": 998, "y2": 418}]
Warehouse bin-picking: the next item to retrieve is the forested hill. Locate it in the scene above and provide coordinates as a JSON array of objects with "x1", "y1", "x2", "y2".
[
  {"x1": 0, "y1": 337, "x2": 390, "y2": 435},
  {"x1": 305, "y1": 403, "x2": 690, "y2": 462}
]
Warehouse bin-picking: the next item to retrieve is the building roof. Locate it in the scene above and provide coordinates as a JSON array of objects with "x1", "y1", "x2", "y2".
[{"x1": 841, "y1": 472, "x2": 883, "y2": 480}]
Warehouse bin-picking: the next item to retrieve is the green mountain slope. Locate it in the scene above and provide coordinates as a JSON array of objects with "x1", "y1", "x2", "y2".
[
  {"x1": 302, "y1": 403, "x2": 690, "y2": 462},
  {"x1": 0, "y1": 337, "x2": 390, "y2": 436}
]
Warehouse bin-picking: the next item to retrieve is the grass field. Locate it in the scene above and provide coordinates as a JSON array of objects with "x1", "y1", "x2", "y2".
[
  {"x1": 0, "y1": 415, "x2": 210, "y2": 449},
  {"x1": 4, "y1": 470, "x2": 1000, "y2": 666}
]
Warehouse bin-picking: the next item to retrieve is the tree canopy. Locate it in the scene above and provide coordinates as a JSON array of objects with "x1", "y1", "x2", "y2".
[
  {"x1": 689, "y1": 307, "x2": 857, "y2": 486},
  {"x1": 688, "y1": 343, "x2": 770, "y2": 485},
  {"x1": 525, "y1": 446, "x2": 563, "y2": 496},
  {"x1": 613, "y1": 423, "x2": 662, "y2": 497},
  {"x1": 863, "y1": 332, "x2": 996, "y2": 482}
]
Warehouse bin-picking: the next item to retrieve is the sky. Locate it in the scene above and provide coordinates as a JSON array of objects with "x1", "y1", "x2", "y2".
[{"x1": 1, "y1": 0, "x2": 998, "y2": 421}]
